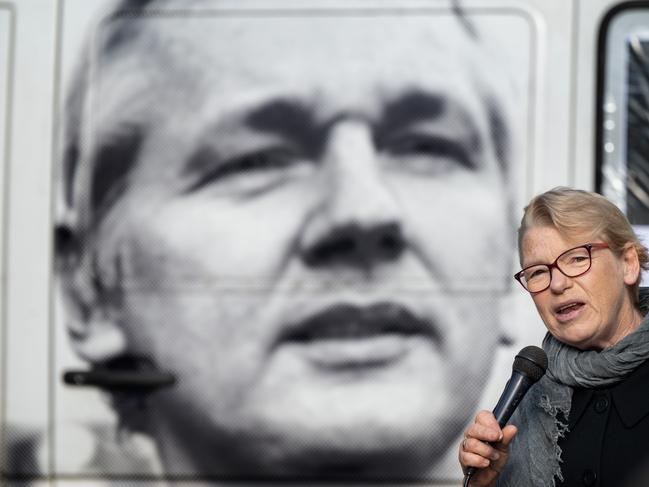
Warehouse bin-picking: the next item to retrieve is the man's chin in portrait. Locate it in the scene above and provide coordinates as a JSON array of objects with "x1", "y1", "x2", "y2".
[{"x1": 58, "y1": 0, "x2": 514, "y2": 480}]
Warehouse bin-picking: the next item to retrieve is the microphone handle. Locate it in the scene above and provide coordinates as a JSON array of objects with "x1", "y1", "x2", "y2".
[
  {"x1": 493, "y1": 372, "x2": 534, "y2": 426},
  {"x1": 463, "y1": 372, "x2": 534, "y2": 483}
]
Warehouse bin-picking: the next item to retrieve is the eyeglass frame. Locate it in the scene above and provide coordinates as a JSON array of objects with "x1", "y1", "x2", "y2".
[{"x1": 514, "y1": 242, "x2": 610, "y2": 293}]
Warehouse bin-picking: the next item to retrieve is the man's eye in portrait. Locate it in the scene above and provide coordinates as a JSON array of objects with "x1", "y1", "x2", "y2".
[
  {"x1": 185, "y1": 145, "x2": 312, "y2": 197},
  {"x1": 382, "y1": 131, "x2": 480, "y2": 175}
]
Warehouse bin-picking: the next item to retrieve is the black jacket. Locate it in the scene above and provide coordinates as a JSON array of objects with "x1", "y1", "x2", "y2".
[{"x1": 555, "y1": 357, "x2": 649, "y2": 486}]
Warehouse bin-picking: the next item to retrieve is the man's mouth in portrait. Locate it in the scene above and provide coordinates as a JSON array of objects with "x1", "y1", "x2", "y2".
[{"x1": 278, "y1": 302, "x2": 441, "y2": 370}]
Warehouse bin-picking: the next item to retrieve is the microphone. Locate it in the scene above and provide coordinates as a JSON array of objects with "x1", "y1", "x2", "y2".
[{"x1": 463, "y1": 345, "x2": 548, "y2": 485}]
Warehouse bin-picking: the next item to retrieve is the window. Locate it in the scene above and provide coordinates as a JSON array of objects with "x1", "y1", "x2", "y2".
[{"x1": 597, "y1": 3, "x2": 649, "y2": 232}]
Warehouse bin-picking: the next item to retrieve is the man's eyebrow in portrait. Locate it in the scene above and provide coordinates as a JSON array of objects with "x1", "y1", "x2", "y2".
[
  {"x1": 245, "y1": 91, "x2": 485, "y2": 171},
  {"x1": 245, "y1": 99, "x2": 322, "y2": 149},
  {"x1": 180, "y1": 99, "x2": 321, "y2": 193},
  {"x1": 375, "y1": 90, "x2": 484, "y2": 170},
  {"x1": 377, "y1": 90, "x2": 446, "y2": 132},
  {"x1": 181, "y1": 88, "x2": 486, "y2": 189}
]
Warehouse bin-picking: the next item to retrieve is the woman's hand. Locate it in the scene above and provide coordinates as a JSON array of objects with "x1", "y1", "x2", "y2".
[{"x1": 458, "y1": 410, "x2": 518, "y2": 487}]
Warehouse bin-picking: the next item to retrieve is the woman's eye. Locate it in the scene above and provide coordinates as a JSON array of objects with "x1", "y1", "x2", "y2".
[
  {"x1": 568, "y1": 255, "x2": 589, "y2": 265},
  {"x1": 384, "y1": 134, "x2": 475, "y2": 171},
  {"x1": 527, "y1": 268, "x2": 548, "y2": 280}
]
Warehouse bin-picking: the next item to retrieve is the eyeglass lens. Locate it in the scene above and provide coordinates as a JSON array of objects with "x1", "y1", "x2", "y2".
[{"x1": 520, "y1": 246, "x2": 591, "y2": 292}]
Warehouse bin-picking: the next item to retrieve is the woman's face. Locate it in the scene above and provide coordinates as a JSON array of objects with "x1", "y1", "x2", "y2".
[{"x1": 520, "y1": 226, "x2": 641, "y2": 350}]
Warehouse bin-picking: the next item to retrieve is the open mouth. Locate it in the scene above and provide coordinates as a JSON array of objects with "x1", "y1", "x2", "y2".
[
  {"x1": 279, "y1": 302, "x2": 440, "y2": 369},
  {"x1": 554, "y1": 301, "x2": 585, "y2": 320}
]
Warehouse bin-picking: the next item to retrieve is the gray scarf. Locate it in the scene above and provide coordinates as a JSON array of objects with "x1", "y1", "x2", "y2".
[{"x1": 497, "y1": 290, "x2": 649, "y2": 487}]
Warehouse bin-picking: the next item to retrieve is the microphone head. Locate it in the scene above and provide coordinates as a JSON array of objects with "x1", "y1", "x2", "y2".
[{"x1": 513, "y1": 345, "x2": 548, "y2": 382}]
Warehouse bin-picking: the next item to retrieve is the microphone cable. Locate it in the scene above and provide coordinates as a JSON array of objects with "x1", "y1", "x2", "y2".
[{"x1": 463, "y1": 471, "x2": 473, "y2": 487}]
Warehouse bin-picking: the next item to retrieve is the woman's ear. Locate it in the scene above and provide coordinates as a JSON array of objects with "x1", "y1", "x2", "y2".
[
  {"x1": 55, "y1": 224, "x2": 128, "y2": 363},
  {"x1": 622, "y1": 243, "x2": 641, "y2": 287}
]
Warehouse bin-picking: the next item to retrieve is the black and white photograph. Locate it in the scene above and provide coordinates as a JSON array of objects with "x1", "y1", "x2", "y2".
[
  {"x1": 4, "y1": 0, "x2": 648, "y2": 486},
  {"x1": 52, "y1": 0, "x2": 530, "y2": 481}
]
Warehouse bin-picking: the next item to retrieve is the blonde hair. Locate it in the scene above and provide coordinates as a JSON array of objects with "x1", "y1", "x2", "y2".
[{"x1": 518, "y1": 187, "x2": 649, "y2": 299}]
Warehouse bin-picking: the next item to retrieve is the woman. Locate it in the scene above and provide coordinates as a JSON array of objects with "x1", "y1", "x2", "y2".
[{"x1": 459, "y1": 187, "x2": 649, "y2": 487}]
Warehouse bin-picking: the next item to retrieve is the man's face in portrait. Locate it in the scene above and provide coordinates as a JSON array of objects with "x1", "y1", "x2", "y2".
[{"x1": 70, "y1": 5, "x2": 512, "y2": 478}]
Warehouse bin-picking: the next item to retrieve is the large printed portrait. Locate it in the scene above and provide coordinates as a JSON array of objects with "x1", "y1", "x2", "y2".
[{"x1": 24, "y1": 0, "x2": 532, "y2": 483}]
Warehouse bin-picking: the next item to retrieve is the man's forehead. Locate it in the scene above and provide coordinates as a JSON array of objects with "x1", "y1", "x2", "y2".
[
  {"x1": 104, "y1": 14, "x2": 478, "y2": 84},
  {"x1": 95, "y1": 12, "x2": 487, "y2": 128}
]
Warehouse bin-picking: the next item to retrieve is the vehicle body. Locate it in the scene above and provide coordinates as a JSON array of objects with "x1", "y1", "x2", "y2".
[{"x1": 1, "y1": 0, "x2": 647, "y2": 485}]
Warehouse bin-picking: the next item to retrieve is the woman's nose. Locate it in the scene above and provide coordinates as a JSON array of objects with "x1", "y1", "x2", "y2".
[
  {"x1": 549, "y1": 266, "x2": 572, "y2": 293},
  {"x1": 300, "y1": 119, "x2": 405, "y2": 269}
]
